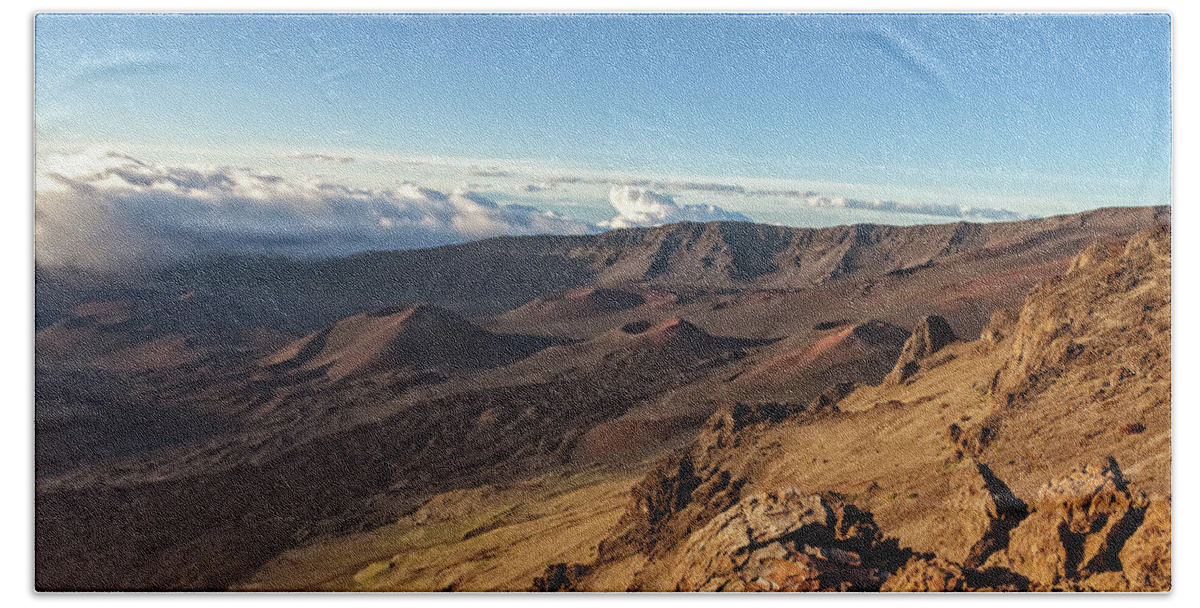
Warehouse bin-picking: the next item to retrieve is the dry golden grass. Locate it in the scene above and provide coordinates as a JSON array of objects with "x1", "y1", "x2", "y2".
[{"x1": 239, "y1": 466, "x2": 642, "y2": 591}]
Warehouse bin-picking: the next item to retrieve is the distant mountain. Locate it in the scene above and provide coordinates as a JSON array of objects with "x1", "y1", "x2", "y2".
[{"x1": 37, "y1": 205, "x2": 1169, "y2": 332}]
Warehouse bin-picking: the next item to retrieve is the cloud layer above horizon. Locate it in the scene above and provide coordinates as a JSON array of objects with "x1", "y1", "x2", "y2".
[
  {"x1": 601, "y1": 186, "x2": 753, "y2": 229},
  {"x1": 35, "y1": 148, "x2": 1044, "y2": 271},
  {"x1": 34, "y1": 149, "x2": 762, "y2": 270},
  {"x1": 35, "y1": 149, "x2": 602, "y2": 269}
]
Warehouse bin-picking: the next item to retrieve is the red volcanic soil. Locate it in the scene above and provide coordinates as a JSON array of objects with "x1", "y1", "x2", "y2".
[
  {"x1": 617, "y1": 317, "x2": 762, "y2": 355},
  {"x1": 934, "y1": 257, "x2": 1073, "y2": 305},
  {"x1": 630, "y1": 317, "x2": 704, "y2": 347},
  {"x1": 263, "y1": 304, "x2": 551, "y2": 381},
  {"x1": 742, "y1": 321, "x2": 909, "y2": 382},
  {"x1": 504, "y1": 286, "x2": 647, "y2": 320}
]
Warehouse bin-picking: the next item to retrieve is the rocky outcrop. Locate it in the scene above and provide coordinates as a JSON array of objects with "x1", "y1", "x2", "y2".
[
  {"x1": 953, "y1": 461, "x2": 1029, "y2": 568},
  {"x1": 884, "y1": 315, "x2": 957, "y2": 385},
  {"x1": 1118, "y1": 497, "x2": 1171, "y2": 591},
  {"x1": 985, "y1": 457, "x2": 1159, "y2": 590},
  {"x1": 993, "y1": 224, "x2": 1170, "y2": 406},
  {"x1": 533, "y1": 452, "x2": 1168, "y2": 592},
  {"x1": 599, "y1": 452, "x2": 746, "y2": 562},
  {"x1": 664, "y1": 490, "x2": 912, "y2": 592}
]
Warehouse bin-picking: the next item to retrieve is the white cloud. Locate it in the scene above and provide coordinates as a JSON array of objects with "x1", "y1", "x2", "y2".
[
  {"x1": 601, "y1": 186, "x2": 753, "y2": 229},
  {"x1": 802, "y1": 194, "x2": 1025, "y2": 222},
  {"x1": 35, "y1": 149, "x2": 596, "y2": 270}
]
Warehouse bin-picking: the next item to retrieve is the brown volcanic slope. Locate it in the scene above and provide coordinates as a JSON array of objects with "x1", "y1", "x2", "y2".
[
  {"x1": 262, "y1": 304, "x2": 553, "y2": 381},
  {"x1": 500, "y1": 286, "x2": 650, "y2": 320},
  {"x1": 34, "y1": 207, "x2": 1169, "y2": 591},
  {"x1": 547, "y1": 224, "x2": 1170, "y2": 592},
  {"x1": 34, "y1": 312, "x2": 772, "y2": 590},
  {"x1": 572, "y1": 319, "x2": 913, "y2": 463}
]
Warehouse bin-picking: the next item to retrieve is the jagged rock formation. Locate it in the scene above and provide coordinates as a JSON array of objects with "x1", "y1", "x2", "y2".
[
  {"x1": 884, "y1": 315, "x2": 957, "y2": 385},
  {"x1": 600, "y1": 451, "x2": 746, "y2": 562},
  {"x1": 985, "y1": 457, "x2": 1162, "y2": 590},
  {"x1": 662, "y1": 490, "x2": 912, "y2": 591},
  {"x1": 953, "y1": 461, "x2": 1029, "y2": 568},
  {"x1": 552, "y1": 455, "x2": 1167, "y2": 592}
]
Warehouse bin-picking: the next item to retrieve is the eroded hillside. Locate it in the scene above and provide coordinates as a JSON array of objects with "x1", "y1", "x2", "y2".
[{"x1": 537, "y1": 224, "x2": 1170, "y2": 592}]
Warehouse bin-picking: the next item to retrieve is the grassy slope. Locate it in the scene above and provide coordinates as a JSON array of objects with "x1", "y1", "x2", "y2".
[{"x1": 239, "y1": 466, "x2": 642, "y2": 591}]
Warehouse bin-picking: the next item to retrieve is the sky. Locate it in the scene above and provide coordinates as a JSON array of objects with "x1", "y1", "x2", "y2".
[{"x1": 33, "y1": 13, "x2": 1173, "y2": 267}]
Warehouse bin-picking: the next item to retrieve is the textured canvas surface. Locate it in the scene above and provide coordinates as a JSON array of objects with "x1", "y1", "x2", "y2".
[{"x1": 33, "y1": 13, "x2": 1171, "y2": 592}]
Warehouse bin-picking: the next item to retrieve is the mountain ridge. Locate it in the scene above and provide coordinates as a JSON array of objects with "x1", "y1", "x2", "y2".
[{"x1": 37, "y1": 205, "x2": 1168, "y2": 332}]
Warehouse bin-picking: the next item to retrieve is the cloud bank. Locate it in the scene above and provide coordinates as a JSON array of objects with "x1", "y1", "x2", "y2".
[
  {"x1": 34, "y1": 148, "x2": 1029, "y2": 271},
  {"x1": 530, "y1": 176, "x2": 1024, "y2": 222},
  {"x1": 35, "y1": 149, "x2": 595, "y2": 270},
  {"x1": 802, "y1": 195, "x2": 1024, "y2": 222},
  {"x1": 601, "y1": 186, "x2": 753, "y2": 228}
]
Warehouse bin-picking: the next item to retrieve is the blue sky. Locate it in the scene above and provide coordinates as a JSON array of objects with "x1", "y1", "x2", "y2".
[{"x1": 33, "y1": 13, "x2": 1172, "y2": 263}]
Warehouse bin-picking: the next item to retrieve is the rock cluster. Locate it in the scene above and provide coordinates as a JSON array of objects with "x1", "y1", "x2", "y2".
[
  {"x1": 667, "y1": 490, "x2": 911, "y2": 592},
  {"x1": 542, "y1": 457, "x2": 1168, "y2": 592},
  {"x1": 985, "y1": 457, "x2": 1163, "y2": 590}
]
